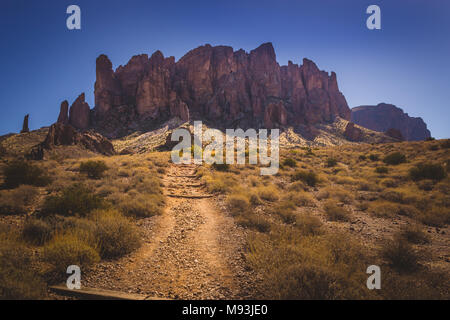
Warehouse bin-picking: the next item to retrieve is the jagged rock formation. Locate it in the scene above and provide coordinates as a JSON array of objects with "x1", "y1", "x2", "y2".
[
  {"x1": 87, "y1": 43, "x2": 350, "y2": 138},
  {"x1": 69, "y1": 93, "x2": 90, "y2": 130},
  {"x1": 351, "y1": 103, "x2": 431, "y2": 141},
  {"x1": 57, "y1": 100, "x2": 69, "y2": 124},
  {"x1": 20, "y1": 114, "x2": 30, "y2": 133},
  {"x1": 30, "y1": 123, "x2": 115, "y2": 159},
  {"x1": 343, "y1": 122, "x2": 363, "y2": 142}
]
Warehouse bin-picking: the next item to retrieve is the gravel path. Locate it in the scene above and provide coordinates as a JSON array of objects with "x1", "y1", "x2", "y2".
[{"x1": 83, "y1": 164, "x2": 259, "y2": 299}]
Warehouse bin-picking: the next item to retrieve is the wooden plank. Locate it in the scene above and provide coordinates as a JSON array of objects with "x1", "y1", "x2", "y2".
[{"x1": 49, "y1": 285, "x2": 166, "y2": 300}]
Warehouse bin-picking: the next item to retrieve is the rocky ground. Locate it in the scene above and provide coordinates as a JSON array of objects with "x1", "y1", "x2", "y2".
[{"x1": 83, "y1": 164, "x2": 260, "y2": 299}]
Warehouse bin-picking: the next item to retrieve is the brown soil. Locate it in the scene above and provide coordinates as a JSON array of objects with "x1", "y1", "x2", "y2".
[{"x1": 83, "y1": 164, "x2": 259, "y2": 299}]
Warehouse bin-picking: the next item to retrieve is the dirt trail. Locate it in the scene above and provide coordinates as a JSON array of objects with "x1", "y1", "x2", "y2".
[{"x1": 84, "y1": 164, "x2": 258, "y2": 299}]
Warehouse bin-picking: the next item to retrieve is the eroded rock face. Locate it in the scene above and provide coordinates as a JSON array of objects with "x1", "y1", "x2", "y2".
[
  {"x1": 344, "y1": 122, "x2": 363, "y2": 142},
  {"x1": 69, "y1": 93, "x2": 90, "y2": 130},
  {"x1": 57, "y1": 100, "x2": 69, "y2": 124},
  {"x1": 41, "y1": 123, "x2": 114, "y2": 156},
  {"x1": 20, "y1": 114, "x2": 30, "y2": 133},
  {"x1": 351, "y1": 104, "x2": 431, "y2": 141},
  {"x1": 385, "y1": 128, "x2": 405, "y2": 141},
  {"x1": 89, "y1": 43, "x2": 350, "y2": 138}
]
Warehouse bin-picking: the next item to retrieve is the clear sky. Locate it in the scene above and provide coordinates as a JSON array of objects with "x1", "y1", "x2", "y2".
[{"x1": 1, "y1": 0, "x2": 449, "y2": 138}]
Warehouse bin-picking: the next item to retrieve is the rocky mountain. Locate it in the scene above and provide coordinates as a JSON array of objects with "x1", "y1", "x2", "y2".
[
  {"x1": 351, "y1": 103, "x2": 431, "y2": 141},
  {"x1": 63, "y1": 42, "x2": 351, "y2": 138}
]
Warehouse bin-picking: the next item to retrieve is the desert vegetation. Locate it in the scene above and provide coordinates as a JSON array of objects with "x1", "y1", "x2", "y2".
[
  {"x1": 0, "y1": 137, "x2": 449, "y2": 299},
  {"x1": 199, "y1": 138, "x2": 450, "y2": 299},
  {"x1": 0, "y1": 152, "x2": 167, "y2": 298}
]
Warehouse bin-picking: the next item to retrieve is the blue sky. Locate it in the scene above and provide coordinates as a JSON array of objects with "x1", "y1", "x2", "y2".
[{"x1": 1, "y1": 0, "x2": 449, "y2": 138}]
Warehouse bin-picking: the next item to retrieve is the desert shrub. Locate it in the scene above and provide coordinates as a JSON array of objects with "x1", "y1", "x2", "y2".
[
  {"x1": 381, "y1": 178, "x2": 398, "y2": 188},
  {"x1": 42, "y1": 184, "x2": 107, "y2": 217},
  {"x1": 22, "y1": 218, "x2": 52, "y2": 245},
  {"x1": 381, "y1": 238, "x2": 421, "y2": 273},
  {"x1": 91, "y1": 209, "x2": 140, "y2": 259},
  {"x1": 0, "y1": 185, "x2": 39, "y2": 215},
  {"x1": 368, "y1": 154, "x2": 379, "y2": 161},
  {"x1": 282, "y1": 158, "x2": 297, "y2": 168},
  {"x1": 295, "y1": 214, "x2": 323, "y2": 236},
  {"x1": 117, "y1": 193, "x2": 164, "y2": 218},
  {"x1": 235, "y1": 215, "x2": 271, "y2": 233},
  {"x1": 399, "y1": 224, "x2": 430, "y2": 244},
  {"x1": 246, "y1": 230, "x2": 368, "y2": 299},
  {"x1": 375, "y1": 166, "x2": 389, "y2": 174},
  {"x1": 79, "y1": 160, "x2": 108, "y2": 179},
  {"x1": 271, "y1": 201, "x2": 296, "y2": 224},
  {"x1": 383, "y1": 152, "x2": 406, "y2": 165},
  {"x1": 0, "y1": 238, "x2": 46, "y2": 299},
  {"x1": 134, "y1": 176, "x2": 162, "y2": 194},
  {"x1": 283, "y1": 191, "x2": 315, "y2": 207},
  {"x1": 358, "y1": 155, "x2": 366, "y2": 161},
  {"x1": 256, "y1": 185, "x2": 280, "y2": 202},
  {"x1": 211, "y1": 163, "x2": 230, "y2": 172},
  {"x1": 203, "y1": 172, "x2": 237, "y2": 194},
  {"x1": 323, "y1": 201, "x2": 351, "y2": 222},
  {"x1": 409, "y1": 163, "x2": 446, "y2": 181},
  {"x1": 417, "y1": 208, "x2": 449, "y2": 227},
  {"x1": 369, "y1": 201, "x2": 419, "y2": 218},
  {"x1": 416, "y1": 179, "x2": 434, "y2": 191},
  {"x1": 249, "y1": 192, "x2": 262, "y2": 206},
  {"x1": 291, "y1": 170, "x2": 318, "y2": 187},
  {"x1": 287, "y1": 181, "x2": 307, "y2": 192},
  {"x1": 226, "y1": 194, "x2": 250, "y2": 216},
  {"x1": 43, "y1": 233, "x2": 100, "y2": 277},
  {"x1": 326, "y1": 158, "x2": 337, "y2": 167},
  {"x1": 2, "y1": 160, "x2": 51, "y2": 189}
]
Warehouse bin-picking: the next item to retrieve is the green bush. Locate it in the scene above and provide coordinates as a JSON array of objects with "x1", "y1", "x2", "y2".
[
  {"x1": 0, "y1": 238, "x2": 46, "y2": 299},
  {"x1": 409, "y1": 163, "x2": 446, "y2": 181},
  {"x1": 2, "y1": 160, "x2": 51, "y2": 189},
  {"x1": 91, "y1": 210, "x2": 140, "y2": 259},
  {"x1": 282, "y1": 158, "x2": 297, "y2": 168},
  {"x1": 42, "y1": 184, "x2": 107, "y2": 217},
  {"x1": 383, "y1": 152, "x2": 406, "y2": 165},
  {"x1": 368, "y1": 154, "x2": 379, "y2": 161},
  {"x1": 291, "y1": 170, "x2": 318, "y2": 187},
  {"x1": 79, "y1": 160, "x2": 108, "y2": 179},
  {"x1": 22, "y1": 218, "x2": 53, "y2": 245}
]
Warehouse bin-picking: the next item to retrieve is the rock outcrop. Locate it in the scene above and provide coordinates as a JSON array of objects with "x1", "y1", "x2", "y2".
[
  {"x1": 57, "y1": 100, "x2": 69, "y2": 124},
  {"x1": 385, "y1": 128, "x2": 405, "y2": 141},
  {"x1": 20, "y1": 114, "x2": 30, "y2": 133},
  {"x1": 351, "y1": 103, "x2": 431, "y2": 141},
  {"x1": 69, "y1": 93, "x2": 90, "y2": 130},
  {"x1": 343, "y1": 122, "x2": 363, "y2": 142},
  {"x1": 30, "y1": 123, "x2": 115, "y2": 159},
  {"x1": 86, "y1": 43, "x2": 350, "y2": 138}
]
